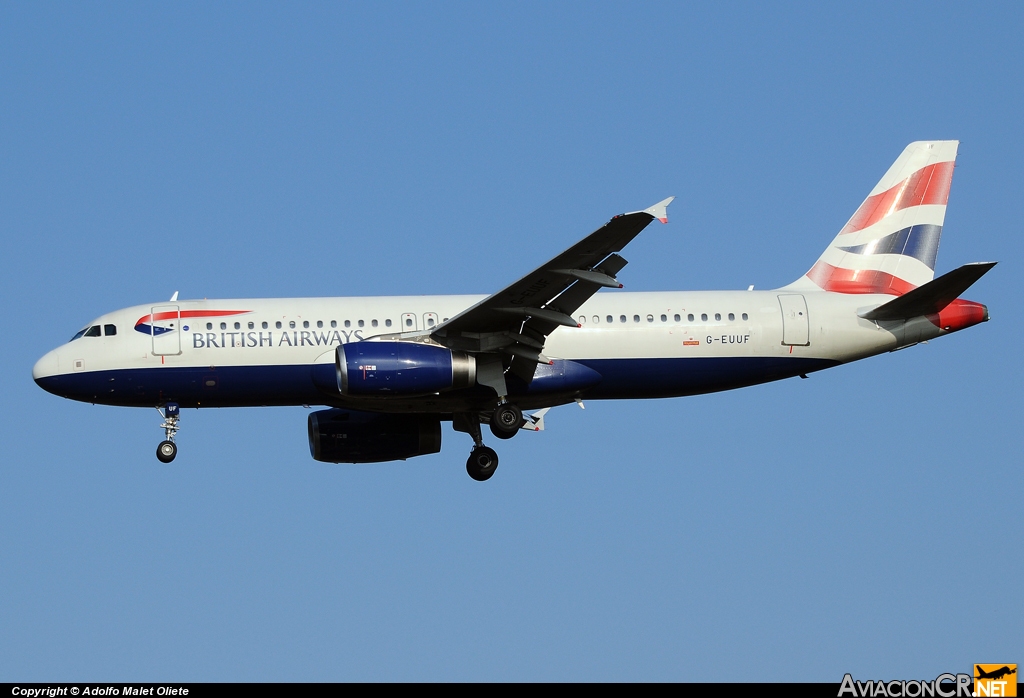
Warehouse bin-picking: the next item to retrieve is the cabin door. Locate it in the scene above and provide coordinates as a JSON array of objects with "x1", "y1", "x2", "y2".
[
  {"x1": 150, "y1": 305, "x2": 182, "y2": 356},
  {"x1": 778, "y1": 295, "x2": 810, "y2": 346}
]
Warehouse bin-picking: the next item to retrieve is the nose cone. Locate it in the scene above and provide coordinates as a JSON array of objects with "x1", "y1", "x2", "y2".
[{"x1": 33, "y1": 349, "x2": 61, "y2": 392}]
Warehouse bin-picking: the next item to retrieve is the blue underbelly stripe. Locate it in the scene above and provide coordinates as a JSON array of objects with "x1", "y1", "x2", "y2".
[{"x1": 35, "y1": 356, "x2": 840, "y2": 408}]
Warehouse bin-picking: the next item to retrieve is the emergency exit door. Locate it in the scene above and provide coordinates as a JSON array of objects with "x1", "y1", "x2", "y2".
[
  {"x1": 401, "y1": 313, "x2": 418, "y2": 331},
  {"x1": 778, "y1": 294, "x2": 810, "y2": 346}
]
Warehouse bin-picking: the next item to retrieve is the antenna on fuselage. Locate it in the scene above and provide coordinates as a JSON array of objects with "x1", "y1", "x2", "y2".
[{"x1": 170, "y1": 291, "x2": 179, "y2": 302}]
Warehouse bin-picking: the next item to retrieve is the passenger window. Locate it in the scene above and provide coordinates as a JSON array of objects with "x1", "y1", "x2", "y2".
[
  {"x1": 104, "y1": 324, "x2": 117, "y2": 336},
  {"x1": 633, "y1": 315, "x2": 640, "y2": 323},
  {"x1": 647, "y1": 314, "x2": 654, "y2": 323},
  {"x1": 85, "y1": 325, "x2": 101, "y2": 337},
  {"x1": 607, "y1": 315, "x2": 613, "y2": 323},
  {"x1": 262, "y1": 321, "x2": 268, "y2": 329},
  {"x1": 715, "y1": 313, "x2": 721, "y2": 321},
  {"x1": 661, "y1": 314, "x2": 667, "y2": 322},
  {"x1": 442, "y1": 318, "x2": 448, "y2": 322},
  {"x1": 248, "y1": 321, "x2": 254, "y2": 329},
  {"x1": 742, "y1": 313, "x2": 749, "y2": 321},
  {"x1": 234, "y1": 322, "x2": 241, "y2": 330},
  {"x1": 330, "y1": 320, "x2": 337, "y2": 328},
  {"x1": 593, "y1": 316, "x2": 600, "y2": 324},
  {"x1": 206, "y1": 322, "x2": 213, "y2": 330},
  {"x1": 289, "y1": 321, "x2": 296, "y2": 329},
  {"x1": 728, "y1": 313, "x2": 735, "y2": 321},
  {"x1": 220, "y1": 322, "x2": 227, "y2": 330},
  {"x1": 276, "y1": 321, "x2": 282, "y2": 329},
  {"x1": 701, "y1": 313, "x2": 708, "y2": 322},
  {"x1": 405, "y1": 318, "x2": 412, "y2": 327},
  {"x1": 345, "y1": 320, "x2": 351, "y2": 328},
  {"x1": 688, "y1": 314, "x2": 695, "y2": 322},
  {"x1": 386, "y1": 319, "x2": 393, "y2": 327},
  {"x1": 358, "y1": 320, "x2": 365, "y2": 328},
  {"x1": 674, "y1": 314, "x2": 680, "y2": 322},
  {"x1": 620, "y1": 315, "x2": 626, "y2": 323},
  {"x1": 303, "y1": 321, "x2": 309, "y2": 328},
  {"x1": 579, "y1": 316, "x2": 586, "y2": 324},
  {"x1": 373, "y1": 319, "x2": 379, "y2": 327},
  {"x1": 317, "y1": 320, "x2": 323, "y2": 328}
]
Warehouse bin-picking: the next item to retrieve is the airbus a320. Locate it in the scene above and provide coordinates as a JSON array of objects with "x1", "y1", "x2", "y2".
[{"x1": 33, "y1": 141, "x2": 994, "y2": 480}]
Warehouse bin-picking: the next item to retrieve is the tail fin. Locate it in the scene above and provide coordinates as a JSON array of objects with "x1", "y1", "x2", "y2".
[{"x1": 789, "y1": 141, "x2": 958, "y2": 295}]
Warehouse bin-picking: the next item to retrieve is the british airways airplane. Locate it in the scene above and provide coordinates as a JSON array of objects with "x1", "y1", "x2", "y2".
[{"x1": 33, "y1": 141, "x2": 994, "y2": 480}]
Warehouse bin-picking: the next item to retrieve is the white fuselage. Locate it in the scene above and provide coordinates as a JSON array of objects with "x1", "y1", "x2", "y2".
[{"x1": 33, "y1": 289, "x2": 936, "y2": 412}]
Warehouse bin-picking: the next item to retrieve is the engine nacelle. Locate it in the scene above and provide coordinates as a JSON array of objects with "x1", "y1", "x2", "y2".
[
  {"x1": 337, "y1": 341, "x2": 476, "y2": 396},
  {"x1": 307, "y1": 408, "x2": 442, "y2": 463}
]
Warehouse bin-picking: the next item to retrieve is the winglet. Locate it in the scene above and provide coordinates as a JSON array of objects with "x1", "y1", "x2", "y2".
[{"x1": 640, "y1": 196, "x2": 675, "y2": 224}]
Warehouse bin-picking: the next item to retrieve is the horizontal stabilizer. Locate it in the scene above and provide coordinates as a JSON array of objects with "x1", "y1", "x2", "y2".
[{"x1": 859, "y1": 262, "x2": 996, "y2": 321}]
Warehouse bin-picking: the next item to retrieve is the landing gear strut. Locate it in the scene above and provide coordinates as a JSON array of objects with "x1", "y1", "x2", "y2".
[
  {"x1": 489, "y1": 401, "x2": 523, "y2": 440},
  {"x1": 455, "y1": 412, "x2": 500, "y2": 481},
  {"x1": 156, "y1": 403, "x2": 180, "y2": 463}
]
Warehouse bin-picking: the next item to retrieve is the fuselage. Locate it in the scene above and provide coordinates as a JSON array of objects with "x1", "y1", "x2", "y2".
[
  {"x1": 32, "y1": 288, "x2": 963, "y2": 414},
  {"x1": 29, "y1": 142, "x2": 994, "y2": 477}
]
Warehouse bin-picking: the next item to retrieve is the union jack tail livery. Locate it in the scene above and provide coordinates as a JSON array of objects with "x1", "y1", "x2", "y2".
[{"x1": 796, "y1": 140, "x2": 958, "y2": 295}]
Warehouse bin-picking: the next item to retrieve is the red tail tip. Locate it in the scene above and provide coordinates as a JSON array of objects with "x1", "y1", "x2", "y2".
[{"x1": 928, "y1": 299, "x2": 988, "y2": 332}]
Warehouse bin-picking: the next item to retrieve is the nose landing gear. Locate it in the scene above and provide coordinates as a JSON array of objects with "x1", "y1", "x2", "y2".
[{"x1": 156, "y1": 403, "x2": 180, "y2": 463}]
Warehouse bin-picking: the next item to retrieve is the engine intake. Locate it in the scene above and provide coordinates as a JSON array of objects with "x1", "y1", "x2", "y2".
[
  {"x1": 308, "y1": 408, "x2": 442, "y2": 463},
  {"x1": 337, "y1": 341, "x2": 476, "y2": 396}
]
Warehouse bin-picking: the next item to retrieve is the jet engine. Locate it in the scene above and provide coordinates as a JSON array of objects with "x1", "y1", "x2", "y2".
[
  {"x1": 307, "y1": 408, "x2": 442, "y2": 463},
  {"x1": 336, "y1": 342, "x2": 476, "y2": 396}
]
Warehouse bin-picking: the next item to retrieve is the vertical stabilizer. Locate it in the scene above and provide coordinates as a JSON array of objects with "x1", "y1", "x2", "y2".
[{"x1": 788, "y1": 141, "x2": 958, "y2": 295}]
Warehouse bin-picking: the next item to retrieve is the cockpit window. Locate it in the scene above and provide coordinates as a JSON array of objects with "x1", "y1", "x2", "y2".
[
  {"x1": 84, "y1": 325, "x2": 101, "y2": 337},
  {"x1": 70, "y1": 328, "x2": 88, "y2": 341},
  {"x1": 104, "y1": 324, "x2": 117, "y2": 336}
]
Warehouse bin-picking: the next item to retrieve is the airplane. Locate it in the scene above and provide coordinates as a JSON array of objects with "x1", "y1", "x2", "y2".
[
  {"x1": 33, "y1": 141, "x2": 995, "y2": 481},
  {"x1": 975, "y1": 666, "x2": 1016, "y2": 681}
]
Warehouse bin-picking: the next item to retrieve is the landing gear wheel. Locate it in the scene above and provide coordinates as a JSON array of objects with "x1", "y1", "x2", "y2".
[
  {"x1": 156, "y1": 440, "x2": 177, "y2": 463},
  {"x1": 466, "y1": 446, "x2": 499, "y2": 481},
  {"x1": 489, "y1": 403, "x2": 523, "y2": 440}
]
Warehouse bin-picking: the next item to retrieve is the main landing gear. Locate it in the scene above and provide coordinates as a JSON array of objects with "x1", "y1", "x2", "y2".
[
  {"x1": 458, "y1": 412, "x2": 499, "y2": 481},
  {"x1": 489, "y1": 401, "x2": 523, "y2": 440},
  {"x1": 156, "y1": 403, "x2": 180, "y2": 463},
  {"x1": 467, "y1": 445, "x2": 499, "y2": 482},
  {"x1": 456, "y1": 401, "x2": 525, "y2": 481}
]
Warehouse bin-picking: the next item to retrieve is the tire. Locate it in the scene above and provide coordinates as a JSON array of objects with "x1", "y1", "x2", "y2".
[
  {"x1": 156, "y1": 440, "x2": 177, "y2": 463},
  {"x1": 489, "y1": 403, "x2": 522, "y2": 440},
  {"x1": 466, "y1": 446, "x2": 499, "y2": 481}
]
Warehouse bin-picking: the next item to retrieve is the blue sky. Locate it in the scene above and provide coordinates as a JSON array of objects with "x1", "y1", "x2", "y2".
[{"x1": 1, "y1": 2, "x2": 1020, "y2": 681}]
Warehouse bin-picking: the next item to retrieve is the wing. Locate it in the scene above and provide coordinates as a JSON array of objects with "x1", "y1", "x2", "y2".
[{"x1": 431, "y1": 197, "x2": 674, "y2": 392}]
